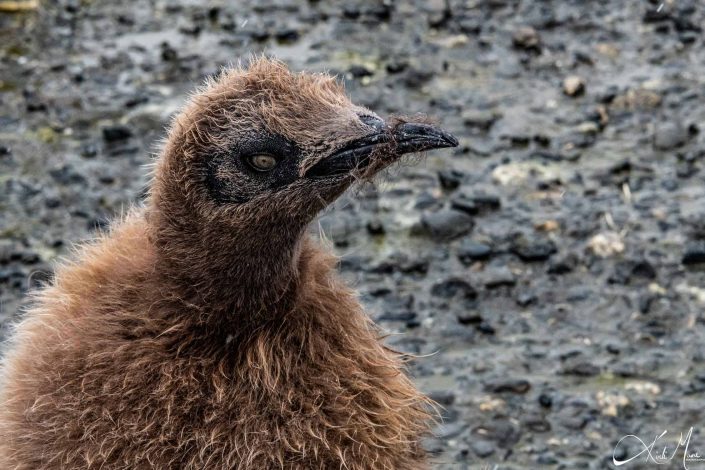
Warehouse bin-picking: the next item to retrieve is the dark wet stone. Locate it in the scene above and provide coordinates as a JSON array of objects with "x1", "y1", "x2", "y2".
[
  {"x1": 348, "y1": 65, "x2": 373, "y2": 78},
  {"x1": 511, "y1": 236, "x2": 557, "y2": 262},
  {"x1": 160, "y1": 43, "x2": 178, "y2": 62},
  {"x1": 420, "y1": 210, "x2": 474, "y2": 241},
  {"x1": 538, "y1": 392, "x2": 553, "y2": 408},
  {"x1": 341, "y1": 5, "x2": 360, "y2": 19},
  {"x1": 385, "y1": 60, "x2": 408, "y2": 74},
  {"x1": 431, "y1": 277, "x2": 477, "y2": 300},
  {"x1": 366, "y1": 219, "x2": 385, "y2": 236},
  {"x1": 609, "y1": 260, "x2": 657, "y2": 285},
  {"x1": 248, "y1": 29, "x2": 270, "y2": 42},
  {"x1": 471, "y1": 194, "x2": 501, "y2": 212},
  {"x1": 45, "y1": 197, "x2": 61, "y2": 208},
  {"x1": 457, "y1": 311, "x2": 482, "y2": 325},
  {"x1": 438, "y1": 169, "x2": 464, "y2": 190},
  {"x1": 471, "y1": 440, "x2": 496, "y2": 458},
  {"x1": 484, "y1": 378, "x2": 531, "y2": 394},
  {"x1": 643, "y1": 5, "x2": 671, "y2": 23},
  {"x1": 561, "y1": 361, "x2": 600, "y2": 377},
  {"x1": 632, "y1": 260, "x2": 657, "y2": 279},
  {"x1": 457, "y1": 240, "x2": 492, "y2": 263},
  {"x1": 49, "y1": 165, "x2": 86, "y2": 186},
  {"x1": 452, "y1": 193, "x2": 501, "y2": 215},
  {"x1": 0, "y1": 145, "x2": 11, "y2": 156},
  {"x1": 638, "y1": 293, "x2": 655, "y2": 314},
  {"x1": 477, "y1": 321, "x2": 496, "y2": 335},
  {"x1": 102, "y1": 125, "x2": 133, "y2": 143},
  {"x1": 547, "y1": 253, "x2": 578, "y2": 274},
  {"x1": 683, "y1": 241, "x2": 705, "y2": 265},
  {"x1": 449, "y1": 194, "x2": 478, "y2": 216},
  {"x1": 654, "y1": 121, "x2": 689, "y2": 150}
]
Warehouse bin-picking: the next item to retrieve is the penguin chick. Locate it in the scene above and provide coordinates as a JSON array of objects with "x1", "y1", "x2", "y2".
[{"x1": 0, "y1": 57, "x2": 458, "y2": 470}]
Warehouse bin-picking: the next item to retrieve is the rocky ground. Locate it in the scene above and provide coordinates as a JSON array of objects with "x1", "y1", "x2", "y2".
[{"x1": 2, "y1": 0, "x2": 705, "y2": 468}]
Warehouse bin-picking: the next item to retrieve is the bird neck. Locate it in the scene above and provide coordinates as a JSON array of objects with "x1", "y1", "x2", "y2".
[{"x1": 147, "y1": 201, "x2": 308, "y2": 329}]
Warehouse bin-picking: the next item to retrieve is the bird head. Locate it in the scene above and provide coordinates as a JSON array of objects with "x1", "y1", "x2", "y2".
[{"x1": 154, "y1": 57, "x2": 458, "y2": 232}]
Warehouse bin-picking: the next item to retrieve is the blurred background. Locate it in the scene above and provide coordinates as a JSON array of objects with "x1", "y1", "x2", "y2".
[{"x1": 1, "y1": 0, "x2": 704, "y2": 468}]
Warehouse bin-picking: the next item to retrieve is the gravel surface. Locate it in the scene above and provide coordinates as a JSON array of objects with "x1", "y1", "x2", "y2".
[{"x1": 2, "y1": 1, "x2": 705, "y2": 468}]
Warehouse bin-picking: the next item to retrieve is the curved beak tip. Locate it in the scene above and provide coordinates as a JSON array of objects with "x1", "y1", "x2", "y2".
[{"x1": 393, "y1": 122, "x2": 459, "y2": 154}]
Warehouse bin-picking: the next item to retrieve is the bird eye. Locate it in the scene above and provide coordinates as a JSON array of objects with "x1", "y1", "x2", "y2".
[{"x1": 247, "y1": 154, "x2": 278, "y2": 172}]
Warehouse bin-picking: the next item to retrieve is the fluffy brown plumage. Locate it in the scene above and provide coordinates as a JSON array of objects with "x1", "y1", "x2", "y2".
[{"x1": 0, "y1": 57, "x2": 457, "y2": 469}]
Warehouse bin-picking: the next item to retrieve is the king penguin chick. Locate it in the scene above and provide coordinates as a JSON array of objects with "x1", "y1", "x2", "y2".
[{"x1": 0, "y1": 57, "x2": 458, "y2": 470}]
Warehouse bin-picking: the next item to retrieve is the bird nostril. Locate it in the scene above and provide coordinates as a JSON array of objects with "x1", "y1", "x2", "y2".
[{"x1": 358, "y1": 114, "x2": 386, "y2": 132}]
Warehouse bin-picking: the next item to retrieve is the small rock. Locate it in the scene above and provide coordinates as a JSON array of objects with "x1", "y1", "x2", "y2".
[
  {"x1": 547, "y1": 253, "x2": 578, "y2": 275},
  {"x1": 683, "y1": 241, "x2": 705, "y2": 265},
  {"x1": 471, "y1": 440, "x2": 495, "y2": 458},
  {"x1": 49, "y1": 165, "x2": 87, "y2": 186},
  {"x1": 437, "y1": 169, "x2": 464, "y2": 190},
  {"x1": 420, "y1": 210, "x2": 474, "y2": 241},
  {"x1": 512, "y1": 26, "x2": 541, "y2": 51},
  {"x1": 511, "y1": 236, "x2": 557, "y2": 262},
  {"x1": 449, "y1": 194, "x2": 477, "y2": 215},
  {"x1": 482, "y1": 266, "x2": 516, "y2": 289},
  {"x1": 431, "y1": 277, "x2": 477, "y2": 300},
  {"x1": 561, "y1": 361, "x2": 600, "y2": 377},
  {"x1": 477, "y1": 322, "x2": 496, "y2": 335},
  {"x1": 654, "y1": 121, "x2": 689, "y2": 150},
  {"x1": 588, "y1": 232, "x2": 624, "y2": 257},
  {"x1": 457, "y1": 311, "x2": 483, "y2": 325},
  {"x1": 102, "y1": 125, "x2": 133, "y2": 143},
  {"x1": 348, "y1": 65, "x2": 374, "y2": 79},
  {"x1": 538, "y1": 393, "x2": 553, "y2": 408},
  {"x1": 563, "y1": 75, "x2": 586, "y2": 97},
  {"x1": 385, "y1": 60, "x2": 408, "y2": 74},
  {"x1": 484, "y1": 378, "x2": 531, "y2": 394},
  {"x1": 366, "y1": 219, "x2": 385, "y2": 236},
  {"x1": 457, "y1": 240, "x2": 492, "y2": 263},
  {"x1": 471, "y1": 194, "x2": 501, "y2": 212},
  {"x1": 274, "y1": 28, "x2": 299, "y2": 43},
  {"x1": 81, "y1": 144, "x2": 98, "y2": 158}
]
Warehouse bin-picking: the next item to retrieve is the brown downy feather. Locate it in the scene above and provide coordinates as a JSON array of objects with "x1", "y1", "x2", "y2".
[{"x1": 0, "y1": 57, "x2": 438, "y2": 469}]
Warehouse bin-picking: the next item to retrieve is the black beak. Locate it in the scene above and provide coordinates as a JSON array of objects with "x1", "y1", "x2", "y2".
[{"x1": 306, "y1": 120, "x2": 458, "y2": 178}]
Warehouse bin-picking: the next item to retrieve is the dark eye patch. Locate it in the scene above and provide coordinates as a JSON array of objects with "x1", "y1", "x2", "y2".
[{"x1": 205, "y1": 132, "x2": 301, "y2": 204}]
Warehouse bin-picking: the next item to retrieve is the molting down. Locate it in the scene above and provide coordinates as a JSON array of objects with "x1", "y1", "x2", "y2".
[{"x1": 0, "y1": 58, "x2": 458, "y2": 469}]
